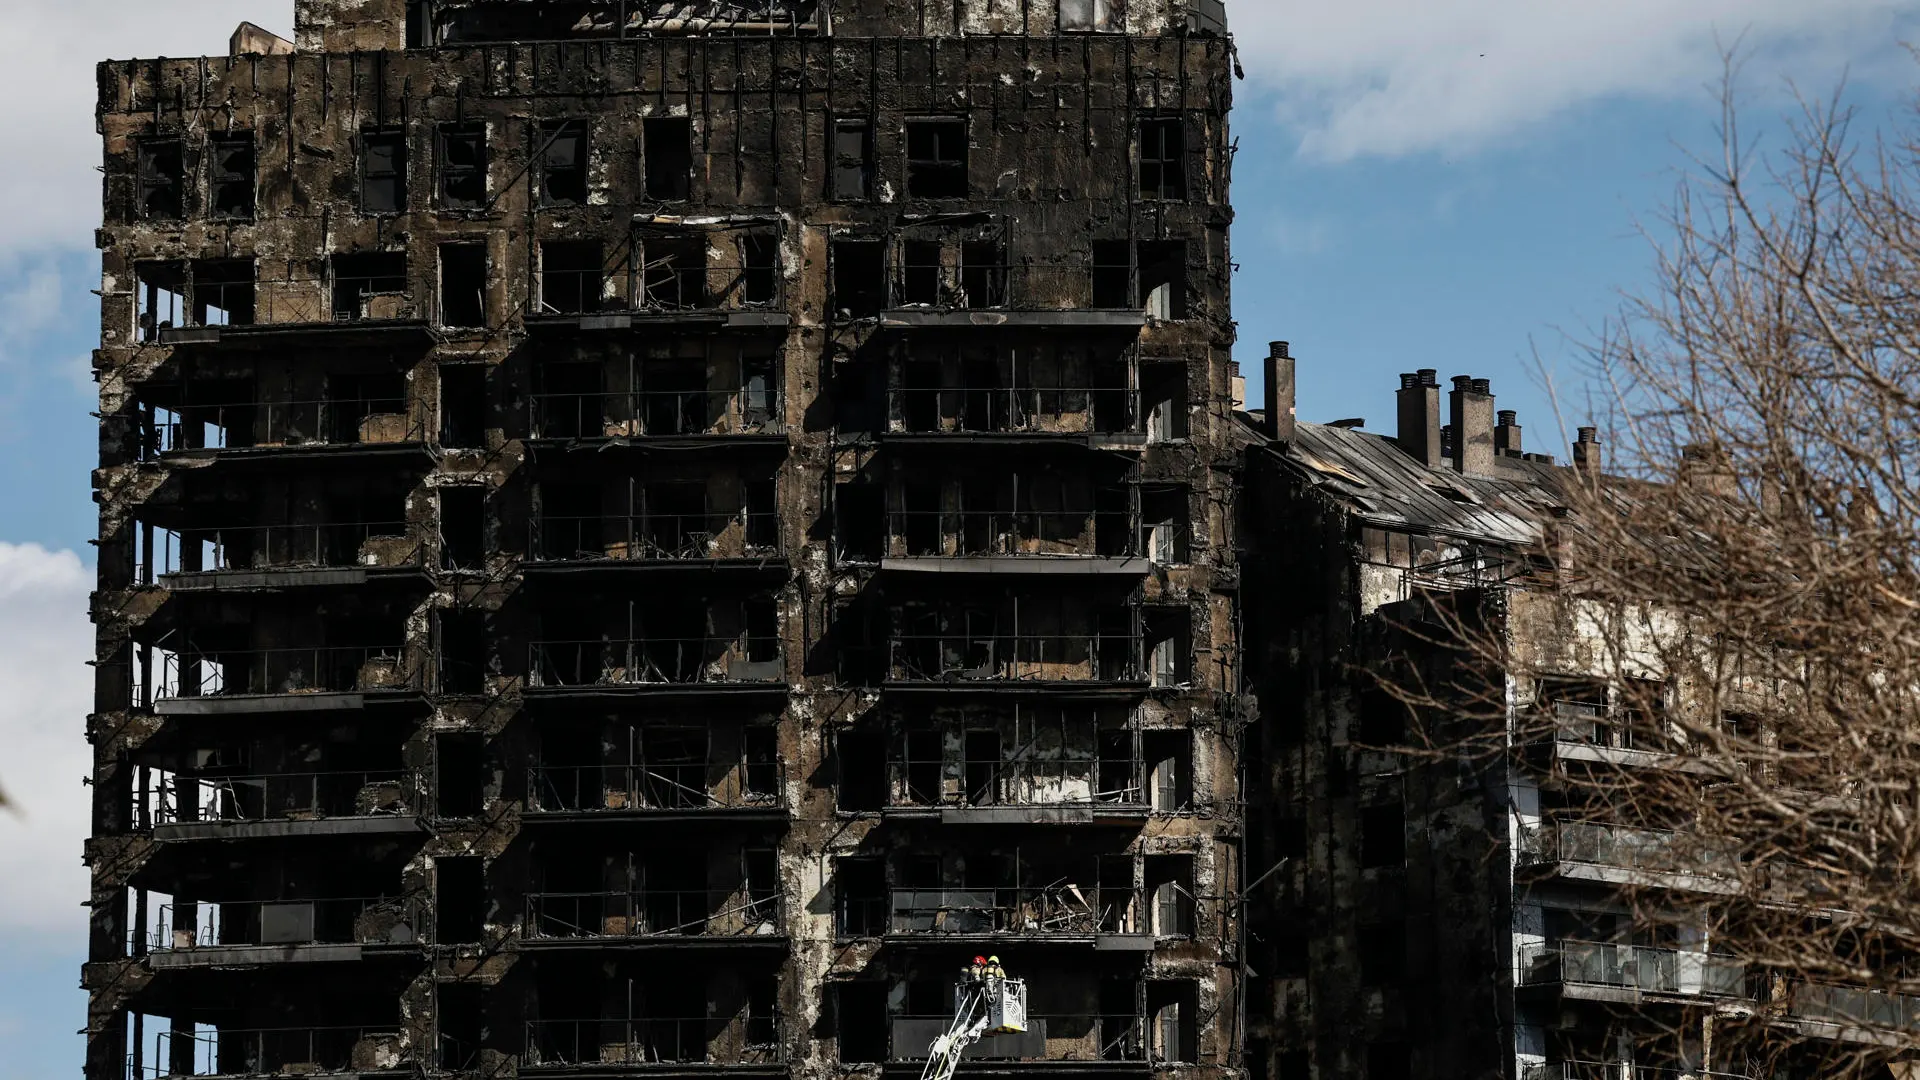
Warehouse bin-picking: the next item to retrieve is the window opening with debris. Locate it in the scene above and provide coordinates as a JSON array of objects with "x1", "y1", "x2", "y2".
[
  {"x1": 437, "y1": 124, "x2": 487, "y2": 208},
  {"x1": 906, "y1": 118, "x2": 968, "y2": 198}
]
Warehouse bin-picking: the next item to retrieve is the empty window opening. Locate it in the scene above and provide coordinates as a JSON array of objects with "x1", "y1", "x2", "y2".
[
  {"x1": 741, "y1": 233, "x2": 779, "y2": 305},
  {"x1": 1143, "y1": 731, "x2": 1192, "y2": 812},
  {"x1": 194, "y1": 260, "x2": 255, "y2": 326},
  {"x1": 963, "y1": 730, "x2": 1003, "y2": 805},
  {"x1": 361, "y1": 128, "x2": 408, "y2": 213},
  {"x1": 836, "y1": 730, "x2": 886, "y2": 812},
  {"x1": 330, "y1": 251, "x2": 408, "y2": 322},
  {"x1": 1138, "y1": 240, "x2": 1188, "y2": 319},
  {"x1": 835, "y1": 856, "x2": 886, "y2": 938},
  {"x1": 901, "y1": 240, "x2": 944, "y2": 307},
  {"x1": 438, "y1": 243, "x2": 488, "y2": 327},
  {"x1": 540, "y1": 120, "x2": 590, "y2": 206},
  {"x1": 1060, "y1": 0, "x2": 1116, "y2": 31},
  {"x1": 745, "y1": 477, "x2": 779, "y2": 550},
  {"x1": 540, "y1": 240, "x2": 604, "y2": 314},
  {"x1": 437, "y1": 734, "x2": 486, "y2": 817},
  {"x1": 1358, "y1": 924, "x2": 1407, "y2": 985},
  {"x1": 1147, "y1": 983, "x2": 1198, "y2": 1063},
  {"x1": 208, "y1": 135, "x2": 256, "y2": 219},
  {"x1": 832, "y1": 118, "x2": 875, "y2": 200},
  {"x1": 435, "y1": 856, "x2": 486, "y2": 944},
  {"x1": 1367, "y1": 1043, "x2": 1411, "y2": 1080},
  {"x1": 1146, "y1": 855, "x2": 1196, "y2": 937},
  {"x1": 438, "y1": 983, "x2": 485, "y2": 1071},
  {"x1": 834, "y1": 982, "x2": 888, "y2": 1063},
  {"x1": 644, "y1": 116, "x2": 694, "y2": 200},
  {"x1": 1140, "y1": 486, "x2": 1191, "y2": 563},
  {"x1": 1356, "y1": 687, "x2": 1412, "y2": 745},
  {"x1": 1138, "y1": 118, "x2": 1188, "y2": 201},
  {"x1": 440, "y1": 365, "x2": 488, "y2": 449},
  {"x1": 137, "y1": 138, "x2": 185, "y2": 220},
  {"x1": 744, "y1": 727, "x2": 780, "y2": 800},
  {"x1": 903, "y1": 730, "x2": 943, "y2": 805},
  {"x1": 1098, "y1": 730, "x2": 1139, "y2": 803},
  {"x1": 136, "y1": 263, "x2": 187, "y2": 342},
  {"x1": 742, "y1": 352, "x2": 778, "y2": 429},
  {"x1": 832, "y1": 240, "x2": 885, "y2": 319},
  {"x1": 1144, "y1": 609, "x2": 1191, "y2": 688},
  {"x1": 1092, "y1": 240, "x2": 1132, "y2": 308},
  {"x1": 1142, "y1": 364, "x2": 1189, "y2": 443},
  {"x1": 961, "y1": 240, "x2": 1007, "y2": 308},
  {"x1": 905, "y1": 118, "x2": 968, "y2": 198},
  {"x1": 439, "y1": 487, "x2": 487, "y2": 573},
  {"x1": 439, "y1": 608, "x2": 488, "y2": 694},
  {"x1": 437, "y1": 124, "x2": 487, "y2": 209},
  {"x1": 1360, "y1": 802, "x2": 1406, "y2": 868},
  {"x1": 835, "y1": 481, "x2": 885, "y2": 563},
  {"x1": 641, "y1": 235, "x2": 707, "y2": 309}
]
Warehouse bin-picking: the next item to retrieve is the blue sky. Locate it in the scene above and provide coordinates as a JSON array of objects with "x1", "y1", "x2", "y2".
[{"x1": 2, "y1": 1, "x2": 1918, "y2": 1074}]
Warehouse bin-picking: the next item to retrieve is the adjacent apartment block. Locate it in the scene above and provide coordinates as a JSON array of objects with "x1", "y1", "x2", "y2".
[{"x1": 85, "y1": 3, "x2": 1243, "y2": 1080}]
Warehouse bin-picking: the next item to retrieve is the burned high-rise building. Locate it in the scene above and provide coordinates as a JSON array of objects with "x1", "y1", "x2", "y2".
[{"x1": 85, "y1": 3, "x2": 1242, "y2": 1080}]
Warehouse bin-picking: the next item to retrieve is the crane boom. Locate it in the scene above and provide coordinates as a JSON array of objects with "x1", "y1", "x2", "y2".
[{"x1": 921, "y1": 967, "x2": 1030, "y2": 1080}]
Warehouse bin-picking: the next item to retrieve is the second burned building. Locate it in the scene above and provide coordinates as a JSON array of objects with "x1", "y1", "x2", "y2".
[{"x1": 85, "y1": 2, "x2": 1245, "y2": 1080}]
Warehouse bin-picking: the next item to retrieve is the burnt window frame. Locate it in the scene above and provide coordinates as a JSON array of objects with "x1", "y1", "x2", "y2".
[
  {"x1": 538, "y1": 119, "x2": 591, "y2": 207},
  {"x1": 360, "y1": 127, "x2": 409, "y2": 215},
  {"x1": 831, "y1": 117, "x2": 875, "y2": 201},
  {"x1": 904, "y1": 116, "x2": 969, "y2": 199},
  {"x1": 436, "y1": 123, "x2": 488, "y2": 210},
  {"x1": 1138, "y1": 116, "x2": 1188, "y2": 202},
  {"x1": 643, "y1": 115, "x2": 695, "y2": 202},
  {"x1": 136, "y1": 137, "x2": 186, "y2": 221},
  {"x1": 206, "y1": 133, "x2": 257, "y2": 220}
]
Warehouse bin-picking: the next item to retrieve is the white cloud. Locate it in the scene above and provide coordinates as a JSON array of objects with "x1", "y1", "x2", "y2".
[
  {"x1": 0, "y1": 3, "x2": 288, "y2": 254},
  {"x1": 0, "y1": 544, "x2": 96, "y2": 943},
  {"x1": 1231, "y1": 0, "x2": 1920, "y2": 162}
]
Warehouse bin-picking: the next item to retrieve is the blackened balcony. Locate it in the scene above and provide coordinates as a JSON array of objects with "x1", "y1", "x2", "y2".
[
  {"x1": 138, "y1": 398, "x2": 429, "y2": 464},
  {"x1": 885, "y1": 887, "x2": 1142, "y2": 944},
  {"x1": 140, "y1": 260, "x2": 430, "y2": 346},
  {"x1": 146, "y1": 1026, "x2": 407, "y2": 1078},
  {"x1": 528, "y1": 636, "x2": 783, "y2": 691},
  {"x1": 148, "y1": 644, "x2": 420, "y2": 715},
  {"x1": 886, "y1": 633, "x2": 1144, "y2": 689},
  {"x1": 523, "y1": 1016, "x2": 783, "y2": 1072},
  {"x1": 524, "y1": 890, "x2": 784, "y2": 944},
  {"x1": 143, "y1": 521, "x2": 424, "y2": 590},
  {"x1": 1523, "y1": 1065, "x2": 1756, "y2": 1080},
  {"x1": 882, "y1": 510, "x2": 1151, "y2": 575},
  {"x1": 887, "y1": 1014, "x2": 1149, "y2": 1066},
  {"x1": 875, "y1": 265, "x2": 1151, "y2": 331},
  {"x1": 525, "y1": 764, "x2": 785, "y2": 820},
  {"x1": 526, "y1": 229, "x2": 788, "y2": 332},
  {"x1": 530, "y1": 388, "x2": 784, "y2": 443},
  {"x1": 886, "y1": 386, "x2": 1141, "y2": 441},
  {"x1": 143, "y1": 769, "x2": 421, "y2": 842},
  {"x1": 886, "y1": 751, "x2": 1147, "y2": 825},
  {"x1": 530, "y1": 511, "x2": 781, "y2": 568},
  {"x1": 1517, "y1": 819, "x2": 1741, "y2": 894},
  {"x1": 144, "y1": 895, "x2": 423, "y2": 967},
  {"x1": 1760, "y1": 979, "x2": 1920, "y2": 1039}
]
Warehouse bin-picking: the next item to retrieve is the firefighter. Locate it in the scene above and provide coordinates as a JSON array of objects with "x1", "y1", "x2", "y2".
[
  {"x1": 986, "y1": 955, "x2": 1005, "y2": 980},
  {"x1": 970, "y1": 955, "x2": 987, "y2": 981}
]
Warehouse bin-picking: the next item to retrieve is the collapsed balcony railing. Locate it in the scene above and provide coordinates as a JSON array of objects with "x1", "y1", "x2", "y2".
[
  {"x1": 146, "y1": 896, "x2": 422, "y2": 951},
  {"x1": 530, "y1": 389, "x2": 782, "y2": 440},
  {"x1": 526, "y1": 763, "x2": 783, "y2": 814},
  {"x1": 888, "y1": 634, "x2": 1143, "y2": 684},
  {"x1": 524, "y1": 1016, "x2": 783, "y2": 1069},
  {"x1": 534, "y1": 512, "x2": 780, "y2": 562},
  {"x1": 526, "y1": 890, "x2": 783, "y2": 940},
  {"x1": 889, "y1": 510, "x2": 1144, "y2": 559},
  {"x1": 889, "y1": 386, "x2": 1140, "y2": 436},
  {"x1": 887, "y1": 886, "x2": 1137, "y2": 937},
  {"x1": 143, "y1": 1026, "x2": 406, "y2": 1078},
  {"x1": 888, "y1": 1014, "x2": 1149, "y2": 1062},
  {"x1": 139, "y1": 522, "x2": 418, "y2": 581},
  {"x1": 152, "y1": 645, "x2": 415, "y2": 699},
  {"x1": 145, "y1": 770, "x2": 412, "y2": 827},
  {"x1": 893, "y1": 755, "x2": 1146, "y2": 808},
  {"x1": 140, "y1": 399, "x2": 423, "y2": 458},
  {"x1": 1518, "y1": 941, "x2": 1746, "y2": 997},
  {"x1": 529, "y1": 638, "x2": 783, "y2": 687}
]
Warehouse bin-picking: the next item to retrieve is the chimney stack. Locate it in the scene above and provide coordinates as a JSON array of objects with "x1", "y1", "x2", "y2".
[
  {"x1": 1395, "y1": 369, "x2": 1442, "y2": 468},
  {"x1": 1450, "y1": 375, "x2": 1496, "y2": 478},
  {"x1": 1265, "y1": 341, "x2": 1295, "y2": 442},
  {"x1": 1495, "y1": 410, "x2": 1522, "y2": 457},
  {"x1": 1573, "y1": 427, "x2": 1601, "y2": 479}
]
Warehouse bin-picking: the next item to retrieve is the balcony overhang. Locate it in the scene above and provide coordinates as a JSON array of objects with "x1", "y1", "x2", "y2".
[
  {"x1": 158, "y1": 442, "x2": 436, "y2": 471},
  {"x1": 155, "y1": 690, "x2": 427, "y2": 716},
  {"x1": 879, "y1": 556, "x2": 1149, "y2": 576},
  {"x1": 525, "y1": 311, "x2": 790, "y2": 334},
  {"x1": 514, "y1": 935, "x2": 791, "y2": 952},
  {"x1": 525, "y1": 435, "x2": 791, "y2": 456},
  {"x1": 157, "y1": 319, "x2": 434, "y2": 349},
  {"x1": 160, "y1": 565, "x2": 431, "y2": 592},
  {"x1": 1518, "y1": 861, "x2": 1742, "y2": 897},
  {"x1": 522, "y1": 682, "x2": 790, "y2": 704},
  {"x1": 879, "y1": 310, "x2": 1147, "y2": 331},
  {"x1": 521, "y1": 558, "x2": 791, "y2": 582},
  {"x1": 152, "y1": 816, "x2": 427, "y2": 842},
  {"x1": 518, "y1": 807, "x2": 790, "y2": 826},
  {"x1": 145, "y1": 941, "x2": 425, "y2": 968}
]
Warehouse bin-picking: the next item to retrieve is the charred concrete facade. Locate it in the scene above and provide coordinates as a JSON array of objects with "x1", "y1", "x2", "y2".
[{"x1": 86, "y1": 4, "x2": 1243, "y2": 1080}]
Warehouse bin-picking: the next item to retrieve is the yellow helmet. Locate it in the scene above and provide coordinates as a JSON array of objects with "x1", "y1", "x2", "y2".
[{"x1": 988, "y1": 955, "x2": 1000, "y2": 963}]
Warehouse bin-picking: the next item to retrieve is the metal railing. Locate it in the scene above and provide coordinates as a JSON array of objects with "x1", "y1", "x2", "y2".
[
  {"x1": 140, "y1": 398, "x2": 421, "y2": 457},
  {"x1": 145, "y1": 1026, "x2": 406, "y2": 1077},
  {"x1": 870, "y1": 264, "x2": 1153, "y2": 315},
  {"x1": 530, "y1": 389, "x2": 782, "y2": 440},
  {"x1": 887, "y1": 634, "x2": 1143, "y2": 684},
  {"x1": 153, "y1": 645, "x2": 414, "y2": 699},
  {"x1": 887, "y1": 510, "x2": 1138, "y2": 559},
  {"x1": 891, "y1": 755, "x2": 1145, "y2": 808},
  {"x1": 526, "y1": 763, "x2": 783, "y2": 814},
  {"x1": 888, "y1": 886, "x2": 1137, "y2": 936},
  {"x1": 534, "y1": 258, "x2": 782, "y2": 317},
  {"x1": 1784, "y1": 981, "x2": 1920, "y2": 1032},
  {"x1": 888, "y1": 1014, "x2": 1147, "y2": 1062},
  {"x1": 528, "y1": 638, "x2": 782, "y2": 687},
  {"x1": 533, "y1": 512, "x2": 779, "y2": 562},
  {"x1": 889, "y1": 386, "x2": 1140, "y2": 436},
  {"x1": 1519, "y1": 820, "x2": 1740, "y2": 880},
  {"x1": 526, "y1": 890, "x2": 782, "y2": 939},
  {"x1": 523, "y1": 1016, "x2": 782, "y2": 1068},
  {"x1": 1518, "y1": 941, "x2": 1745, "y2": 997},
  {"x1": 144, "y1": 522, "x2": 417, "y2": 579},
  {"x1": 148, "y1": 770, "x2": 412, "y2": 826},
  {"x1": 148, "y1": 896, "x2": 421, "y2": 951},
  {"x1": 1523, "y1": 1064, "x2": 1756, "y2": 1080}
]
